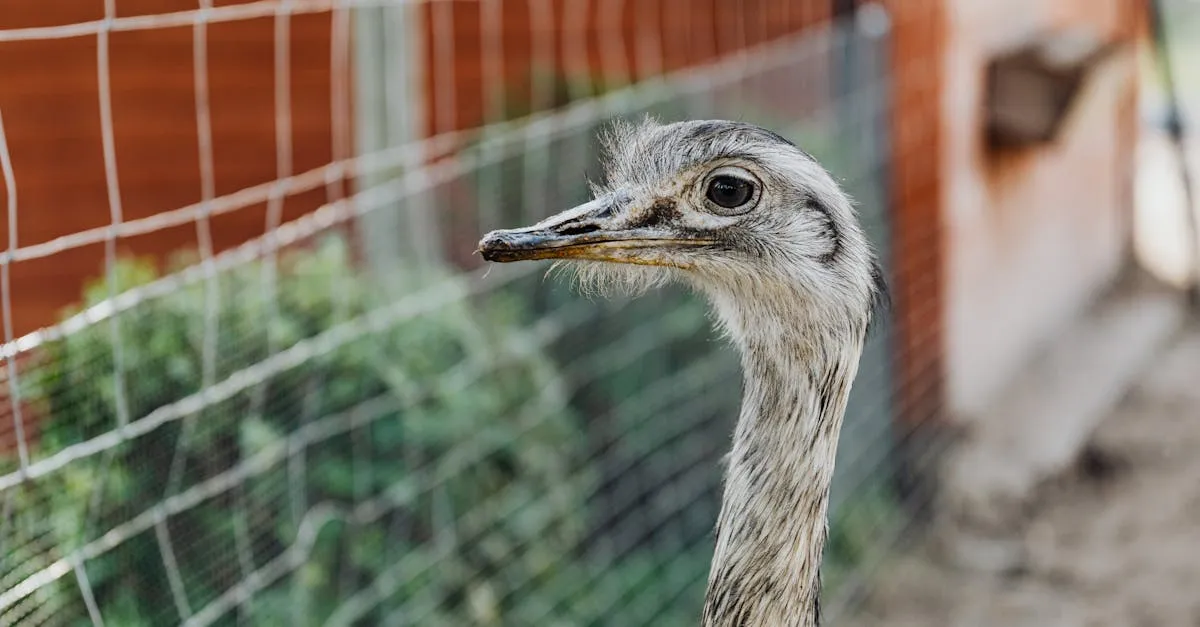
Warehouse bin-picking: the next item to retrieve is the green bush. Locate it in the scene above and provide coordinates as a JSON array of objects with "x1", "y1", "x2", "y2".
[{"x1": 2, "y1": 235, "x2": 591, "y2": 626}]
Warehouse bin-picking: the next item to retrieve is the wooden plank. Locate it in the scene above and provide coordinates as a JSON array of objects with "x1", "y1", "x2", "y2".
[{"x1": 880, "y1": 0, "x2": 947, "y2": 429}]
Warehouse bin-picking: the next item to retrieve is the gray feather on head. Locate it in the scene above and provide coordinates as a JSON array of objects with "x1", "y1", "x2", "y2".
[{"x1": 553, "y1": 117, "x2": 881, "y2": 327}]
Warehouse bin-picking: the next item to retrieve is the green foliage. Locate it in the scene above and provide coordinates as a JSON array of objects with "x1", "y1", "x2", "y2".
[
  {"x1": 821, "y1": 479, "x2": 901, "y2": 598},
  {"x1": 2, "y1": 235, "x2": 591, "y2": 626}
]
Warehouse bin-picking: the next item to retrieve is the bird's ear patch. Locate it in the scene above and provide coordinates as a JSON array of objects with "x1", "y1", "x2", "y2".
[{"x1": 866, "y1": 260, "x2": 891, "y2": 336}]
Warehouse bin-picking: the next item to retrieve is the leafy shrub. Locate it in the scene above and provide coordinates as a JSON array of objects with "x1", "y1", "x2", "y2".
[{"x1": 2, "y1": 235, "x2": 590, "y2": 626}]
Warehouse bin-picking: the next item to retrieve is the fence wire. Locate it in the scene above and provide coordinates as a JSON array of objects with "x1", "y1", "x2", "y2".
[{"x1": 0, "y1": 2, "x2": 938, "y2": 626}]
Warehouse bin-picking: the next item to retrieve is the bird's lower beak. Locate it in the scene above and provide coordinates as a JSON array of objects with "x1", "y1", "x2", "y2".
[
  {"x1": 477, "y1": 229, "x2": 711, "y2": 265},
  {"x1": 477, "y1": 198, "x2": 713, "y2": 266}
]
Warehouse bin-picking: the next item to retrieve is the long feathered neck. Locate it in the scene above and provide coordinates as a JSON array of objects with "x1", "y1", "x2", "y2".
[{"x1": 700, "y1": 287, "x2": 868, "y2": 627}]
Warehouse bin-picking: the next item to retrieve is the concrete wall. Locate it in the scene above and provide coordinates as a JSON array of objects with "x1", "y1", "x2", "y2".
[{"x1": 941, "y1": 0, "x2": 1139, "y2": 419}]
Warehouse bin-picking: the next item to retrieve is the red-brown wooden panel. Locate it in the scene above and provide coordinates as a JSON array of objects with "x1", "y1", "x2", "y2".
[
  {"x1": 417, "y1": 0, "x2": 833, "y2": 137},
  {"x1": 0, "y1": 1, "x2": 337, "y2": 338},
  {"x1": 880, "y1": 0, "x2": 947, "y2": 429}
]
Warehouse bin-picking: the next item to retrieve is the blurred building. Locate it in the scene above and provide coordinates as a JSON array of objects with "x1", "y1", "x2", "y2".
[{"x1": 940, "y1": 0, "x2": 1142, "y2": 421}]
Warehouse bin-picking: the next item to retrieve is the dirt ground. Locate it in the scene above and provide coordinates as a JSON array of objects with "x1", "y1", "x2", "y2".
[{"x1": 841, "y1": 323, "x2": 1200, "y2": 627}]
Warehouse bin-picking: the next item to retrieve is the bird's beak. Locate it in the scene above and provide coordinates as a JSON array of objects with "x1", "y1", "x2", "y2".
[{"x1": 478, "y1": 196, "x2": 713, "y2": 267}]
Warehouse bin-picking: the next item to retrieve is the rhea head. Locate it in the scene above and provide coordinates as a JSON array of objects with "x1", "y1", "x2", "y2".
[{"x1": 478, "y1": 117, "x2": 883, "y2": 344}]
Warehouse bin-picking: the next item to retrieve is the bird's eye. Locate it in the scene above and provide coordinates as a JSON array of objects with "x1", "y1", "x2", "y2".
[
  {"x1": 706, "y1": 176, "x2": 754, "y2": 209},
  {"x1": 702, "y1": 170, "x2": 760, "y2": 216}
]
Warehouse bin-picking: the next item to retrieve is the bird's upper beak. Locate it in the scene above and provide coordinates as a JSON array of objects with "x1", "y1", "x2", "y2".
[{"x1": 478, "y1": 195, "x2": 713, "y2": 267}]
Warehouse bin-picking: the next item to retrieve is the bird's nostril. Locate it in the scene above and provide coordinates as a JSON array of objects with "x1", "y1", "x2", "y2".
[{"x1": 556, "y1": 223, "x2": 601, "y2": 236}]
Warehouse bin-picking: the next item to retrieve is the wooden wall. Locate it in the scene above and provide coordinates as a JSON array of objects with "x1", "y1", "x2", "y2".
[
  {"x1": 0, "y1": 1, "x2": 338, "y2": 339},
  {"x1": 418, "y1": 0, "x2": 834, "y2": 136}
]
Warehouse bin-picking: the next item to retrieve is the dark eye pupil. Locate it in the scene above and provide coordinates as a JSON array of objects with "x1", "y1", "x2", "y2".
[{"x1": 706, "y1": 176, "x2": 753, "y2": 209}]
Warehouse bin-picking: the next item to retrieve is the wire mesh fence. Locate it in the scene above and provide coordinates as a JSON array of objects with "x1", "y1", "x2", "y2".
[{"x1": 0, "y1": 1, "x2": 940, "y2": 625}]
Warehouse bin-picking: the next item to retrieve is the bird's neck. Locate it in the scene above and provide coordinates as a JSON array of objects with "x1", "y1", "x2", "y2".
[{"x1": 701, "y1": 295, "x2": 866, "y2": 627}]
